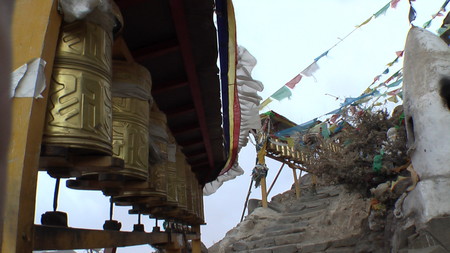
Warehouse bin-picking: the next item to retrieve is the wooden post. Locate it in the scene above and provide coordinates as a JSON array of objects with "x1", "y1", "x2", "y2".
[
  {"x1": 1, "y1": 0, "x2": 61, "y2": 252},
  {"x1": 293, "y1": 169, "x2": 301, "y2": 199},
  {"x1": 191, "y1": 224, "x2": 202, "y2": 253},
  {"x1": 260, "y1": 177, "x2": 268, "y2": 208}
]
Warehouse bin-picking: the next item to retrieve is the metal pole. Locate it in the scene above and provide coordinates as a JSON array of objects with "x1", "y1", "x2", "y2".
[
  {"x1": 240, "y1": 178, "x2": 253, "y2": 222},
  {"x1": 267, "y1": 163, "x2": 285, "y2": 196},
  {"x1": 293, "y1": 169, "x2": 301, "y2": 199}
]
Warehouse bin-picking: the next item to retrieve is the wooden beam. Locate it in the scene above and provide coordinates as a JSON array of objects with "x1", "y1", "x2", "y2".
[
  {"x1": 165, "y1": 106, "x2": 195, "y2": 117},
  {"x1": 33, "y1": 225, "x2": 195, "y2": 250},
  {"x1": 260, "y1": 177, "x2": 268, "y2": 208},
  {"x1": 115, "y1": 0, "x2": 150, "y2": 10},
  {"x1": 152, "y1": 80, "x2": 189, "y2": 95},
  {"x1": 169, "y1": 0, "x2": 215, "y2": 171},
  {"x1": 185, "y1": 151, "x2": 207, "y2": 160},
  {"x1": 191, "y1": 225, "x2": 201, "y2": 253},
  {"x1": 172, "y1": 124, "x2": 201, "y2": 135},
  {"x1": 132, "y1": 39, "x2": 180, "y2": 62},
  {"x1": 1, "y1": 0, "x2": 61, "y2": 252},
  {"x1": 178, "y1": 140, "x2": 204, "y2": 149}
]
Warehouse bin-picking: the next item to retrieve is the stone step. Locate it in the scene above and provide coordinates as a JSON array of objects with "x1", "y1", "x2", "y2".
[
  {"x1": 264, "y1": 225, "x2": 307, "y2": 238},
  {"x1": 247, "y1": 243, "x2": 299, "y2": 253},
  {"x1": 277, "y1": 209, "x2": 326, "y2": 224},
  {"x1": 284, "y1": 195, "x2": 335, "y2": 213},
  {"x1": 284, "y1": 203, "x2": 329, "y2": 217},
  {"x1": 247, "y1": 231, "x2": 306, "y2": 250}
]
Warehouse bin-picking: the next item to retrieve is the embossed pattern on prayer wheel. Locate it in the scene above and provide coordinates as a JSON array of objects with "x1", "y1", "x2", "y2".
[
  {"x1": 192, "y1": 175, "x2": 200, "y2": 220},
  {"x1": 175, "y1": 147, "x2": 187, "y2": 210},
  {"x1": 148, "y1": 108, "x2": 169, "y2": 197},
  {"x1": 166, "y1": 134, "x2": 178, "y2": 204},
  {"x1": 111, "y1": 61, "x2": 151, "y2": 180},
  {"x1": 185, "y1": 163, "x2": 195, "y2": 216},
  {"x1": 43, "y1": 20, "x2": 113, "y2": 154}
]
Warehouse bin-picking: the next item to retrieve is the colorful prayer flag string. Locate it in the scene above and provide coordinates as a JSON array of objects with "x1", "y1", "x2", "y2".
[{"x1": 259, "y1": 0, "x2": 402, "y2": 111}]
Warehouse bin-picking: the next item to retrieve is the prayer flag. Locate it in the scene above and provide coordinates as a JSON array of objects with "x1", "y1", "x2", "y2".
[
  {"x1": 321, "y1": 122, "x2": 331, "y2": 139},
  {"x1": 442, "y1": 0, "x2": 450, "y2": 10},
  {"x1": 396, "y1": 51, "x2": 404, "y2": 57},
  {"x1": 391, "y1": 0, "x2": 401, "y2": 8},
  {"x1": 388, "y1": 88, "x2": 402, "y2": 96},
  {"x1": 409, "y1": 5, "x2": 417, "y2": 23},
  {"x1": 271, "y1": 86, "x2": 292, "y2": 101},
  {"x1": 373, "y1": 75, "x2": 382, "y2": 84},
  {"x1": 387, "y1": 95, "x2": 399, "y2": 103},
  {"x1": 285, "y1": 74, "x2": 303, "y2": 89},
  {"x1": 374, "y1": 2, "x2": 391, "y2": 18},
  {"x1": 357, "y1": 16, "x2": 373, "y2": 28},
  {"x1": 301, "y1": 61, "x2": 320, "y2": 80},
  {"x1": 275, "y1": 118, "x2": 318, "y2": 137},
  {"x1": 314, "y1": 50, "x2": 329, "y2": 62},
  {"x1": 386, "y1": 78, "x2": 403, "y2": 88},
  {"x1": 259, "y1": 97, "x2": 273, "y2": 110},
  {"x1": 423, "y1": 19, "x2": 432, "y2": 28},
  {"x1": 383, "y1": 68, "x2": 390, "y2": 74}
]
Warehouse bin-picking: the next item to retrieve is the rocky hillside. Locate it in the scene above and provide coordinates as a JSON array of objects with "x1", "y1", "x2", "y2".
[
  {"x1": 208, "y1": 174, "x2": 450, "y2": 253},
  {"x1": 209, "y1": 175, "x2": 387, "y2": 253}
]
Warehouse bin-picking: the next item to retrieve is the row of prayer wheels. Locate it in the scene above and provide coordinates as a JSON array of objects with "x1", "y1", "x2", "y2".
[{"x1": 40, "y1": 4, "x2": 204, "y2": 225}]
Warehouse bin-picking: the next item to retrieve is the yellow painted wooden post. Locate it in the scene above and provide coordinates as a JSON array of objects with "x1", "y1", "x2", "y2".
[
  {"x1": 293, "y1": 169, "x2": 301, "y2": 199},
  {"x1": 261, "y1": 177, "x2": 268, "y2": 208},
  {"x1": 191, "y1": 224, "x2": 202, "y2": 253},
  {"x1": 1, "y1": 0, "x2": 61, "y2": 252}
]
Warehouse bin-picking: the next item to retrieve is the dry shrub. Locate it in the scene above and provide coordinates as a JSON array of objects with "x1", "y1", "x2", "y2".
[{"x1": 297, "y1": 107, "x2": 407, "y2": 195}]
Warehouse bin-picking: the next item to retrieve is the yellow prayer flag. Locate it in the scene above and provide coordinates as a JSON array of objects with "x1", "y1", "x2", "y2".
[{"x1": 259, "y1": 97, "x2": 273, "y2": 111}]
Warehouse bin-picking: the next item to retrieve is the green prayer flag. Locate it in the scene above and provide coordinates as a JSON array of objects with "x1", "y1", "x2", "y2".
[
  {"x1": 374, "y1": 2, "x2": 390, "y2": 18},
  {"x1": 271, "y1": 86, "x2": 292, "y2": 101},
  {"x1": 373, "y1": 150, "x2": 385, "y2": 172},
  {"x1": 423, "y1": 19, "x2": 432, "y2": 29},
  {"x1": 321, "y1": 122, "x2": 330, "y2": 139},
  {"x1": 386, "y1": 78, "x2": 403, "y2": 88}
]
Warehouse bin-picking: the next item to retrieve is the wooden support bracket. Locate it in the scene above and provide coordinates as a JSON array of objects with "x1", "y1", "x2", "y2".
[{"x1": 33, "y1": 225, "x2": 197, "y2": 251}]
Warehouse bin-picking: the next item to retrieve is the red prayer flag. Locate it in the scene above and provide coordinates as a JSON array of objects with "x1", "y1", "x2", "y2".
[
  {"x1": 372, "y1": 75, "x2": 381, "y2": 84},
  {"x1": 396, "y1": 50, "x2": 404, "y2": 57},
  {"x1": 391, "y1": 0, "x2": 401, "y2": 8},
  {"x1": 285, "y1": 74, "x2": 303, "y2": 89}
]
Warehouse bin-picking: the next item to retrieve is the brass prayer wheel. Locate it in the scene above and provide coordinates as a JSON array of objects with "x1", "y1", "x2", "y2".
[
  {"x1": 184, "y1": 162, "x2": 195, "y2": 217},
  {"x1": 43, "y1": 17, "x2": 113, "y2": 154},
  {"x1": 110, "y1": 61, "x2": 152, "y2": 180},
  {"x1": 112, "y1": 107, "x2": 170, "y2": 207},
  {"x1": 175, "y1": 147, "x2": 187, "y2": 210}
]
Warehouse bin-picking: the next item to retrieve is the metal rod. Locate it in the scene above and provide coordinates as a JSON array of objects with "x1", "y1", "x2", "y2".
[
  {"x1": 240, "y1": 178, "x2": 253, "y2": 222},
  {"x1": 267, "y1": 163, "x2": 285, "y2": 196},
  {"x1": 293, "y1": 169, "x2": 301, "y2": 199},
  {"x1": 138, "y1": 213, "x2": 141, "y2": 225},
  {"x1": 53, "y1": 178, "x2": 61, "y2": 212},
  {"x1": 109, "y1": 198, "x2": 114, "y2": 220}
]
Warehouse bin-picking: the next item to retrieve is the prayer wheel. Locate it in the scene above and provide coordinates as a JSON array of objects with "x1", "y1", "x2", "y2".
[
  {"x1": 43, "y1": 12, "x2": 114, "y2": 155},
  {"x1": 166, "y1": 133, "x2": 179, "y2": 204},
  {"x1": 184, "y1": 162, "x2": 195, "y2": 218},
  {"x1": 112, "y1": 106, "x2": 176, "y2": 209},
  {"x1": 110, "y1": 61, "x2": 152, "y2": 180},
  {"x1": 175, "y1": 147, "x2": 187, "y2": 210}
]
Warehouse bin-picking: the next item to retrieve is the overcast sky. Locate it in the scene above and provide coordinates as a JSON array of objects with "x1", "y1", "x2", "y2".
[{"x1": 34, "y1": 0, "x2": 448, "y2": 252}]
